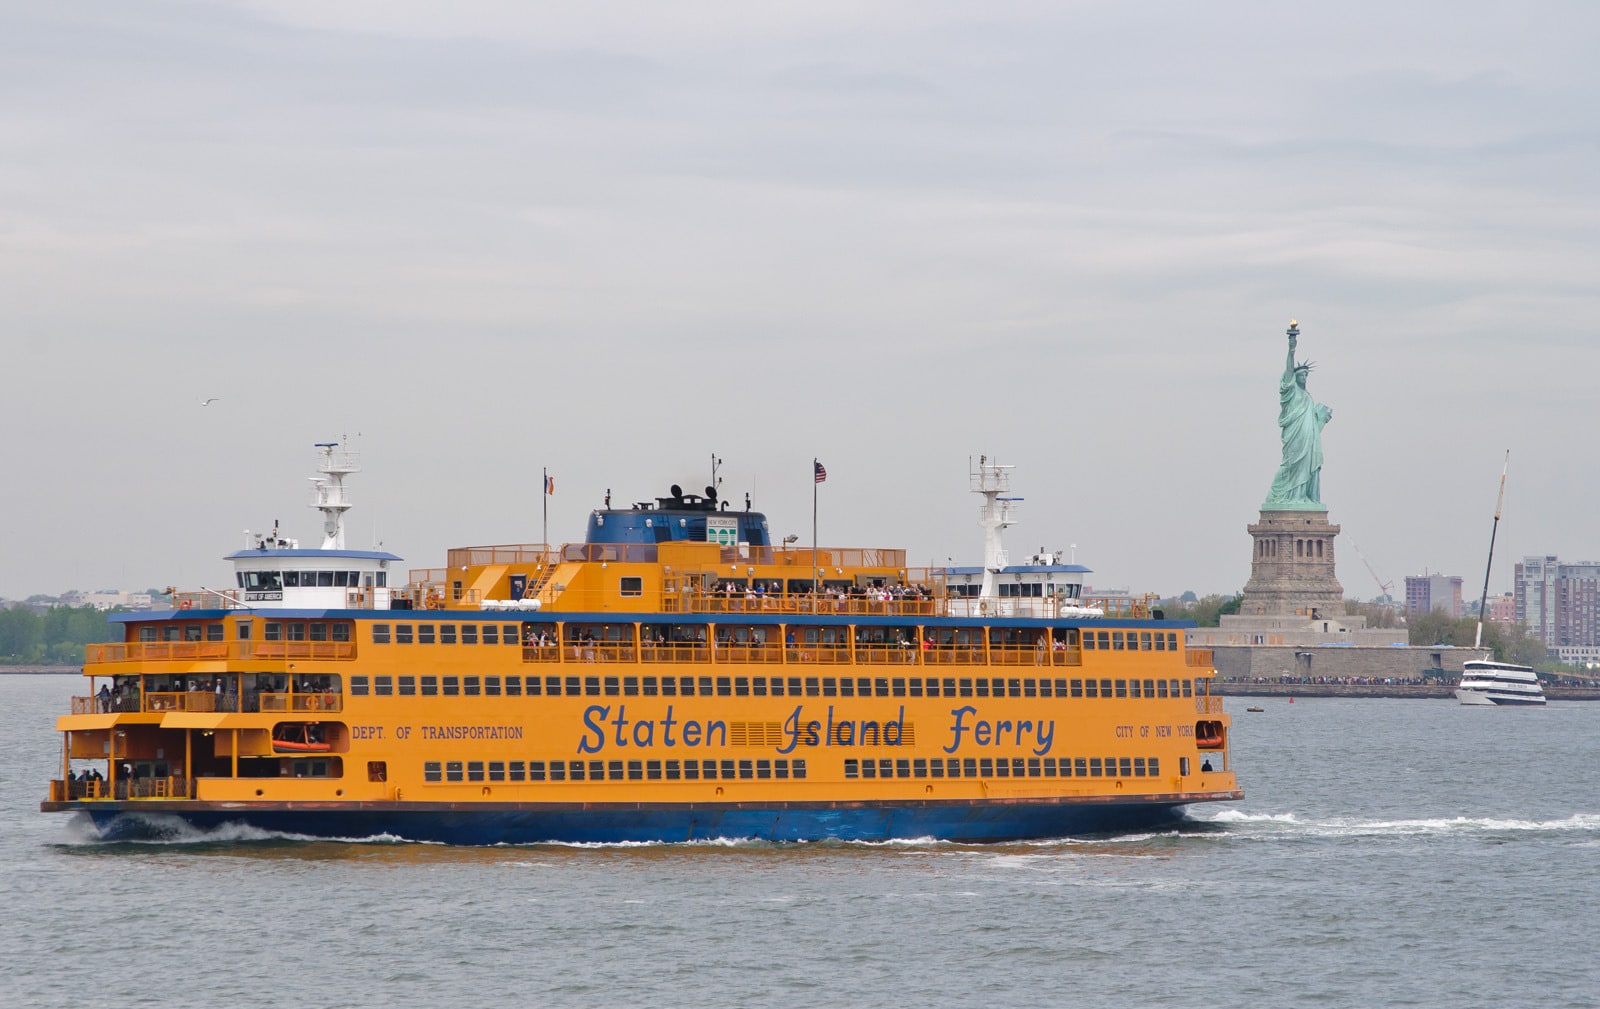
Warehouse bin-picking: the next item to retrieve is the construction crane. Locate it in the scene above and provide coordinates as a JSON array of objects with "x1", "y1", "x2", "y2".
[{"x1": 1348, "y1": 540, "x2": 1394, "y2": 603}]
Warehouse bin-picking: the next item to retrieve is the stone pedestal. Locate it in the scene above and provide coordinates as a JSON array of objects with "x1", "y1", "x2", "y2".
[{"x1": 1236, "y1": 510, "x2": 1346, "y2": 619}]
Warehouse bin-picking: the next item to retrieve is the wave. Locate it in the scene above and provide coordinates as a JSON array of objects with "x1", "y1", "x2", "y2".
[
  {"x1": 60, "y1": 812, "x2": 419, "y2": 847},
  {"x1": 1183, "y1": 808, "x2": 1600, "y2": 840}
]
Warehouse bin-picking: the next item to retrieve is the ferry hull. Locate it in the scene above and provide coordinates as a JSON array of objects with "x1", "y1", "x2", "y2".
[
  {"x1": 1454, "y1": 689, "x2": 1545, "y2": 706},
  {"x1": 63, "y1": 794, "x2": 1241, "y2": 845}
]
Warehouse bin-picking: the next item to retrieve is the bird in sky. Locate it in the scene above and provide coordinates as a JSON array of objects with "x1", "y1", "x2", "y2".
[{"x1": 200, "y1": 397, "x2": 219, "y2": 406}]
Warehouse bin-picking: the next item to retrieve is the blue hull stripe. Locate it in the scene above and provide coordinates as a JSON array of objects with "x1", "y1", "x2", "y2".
[{"x1": 75, "y1": 798, "x2": 1218, "y2": 844}]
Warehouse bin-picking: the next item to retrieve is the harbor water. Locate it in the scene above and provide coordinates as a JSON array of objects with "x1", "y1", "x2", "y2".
[{"x1": 3, "y1": 673, "x2": 1596, "y2": 1008}]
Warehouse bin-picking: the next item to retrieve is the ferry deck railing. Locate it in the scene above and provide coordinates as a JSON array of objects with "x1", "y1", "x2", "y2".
[
  {"x1": 51, "y1": 777, "x2": 192, "y2": 801},
  {"x1": 515, "y1": 636, "x2": 1097, "y2": 668},
  {"x1": 86, "y1": 641, "x2": 358, "y2": 665}
]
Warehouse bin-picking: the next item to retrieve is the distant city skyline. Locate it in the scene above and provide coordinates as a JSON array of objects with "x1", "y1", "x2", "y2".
[{"x1": 3, "y1": 2, "x2": 1598, "y2": 600}]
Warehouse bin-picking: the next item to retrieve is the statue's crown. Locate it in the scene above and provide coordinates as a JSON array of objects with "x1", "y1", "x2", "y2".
[{"x1": 1294, "y1": 360, "x2": 1315, "y2": 374}]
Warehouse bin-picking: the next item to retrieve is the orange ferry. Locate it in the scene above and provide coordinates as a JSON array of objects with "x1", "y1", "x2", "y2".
[{"x1": 42, "y1": 446, "x2": 1240, "y2": 843}]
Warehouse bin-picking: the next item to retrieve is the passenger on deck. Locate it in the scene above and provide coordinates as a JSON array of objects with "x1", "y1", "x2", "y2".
[
  {"x1": 97, "y1": 684, "x2": 111, "y2": 712},
  {"x1": 1201, "y1": 759, "x2": 1213, "y2": 772}
]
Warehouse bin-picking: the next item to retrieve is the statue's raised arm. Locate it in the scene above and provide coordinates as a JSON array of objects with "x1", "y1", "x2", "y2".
[{"x1": 1263, "y1": 320, "x2": 1332, "y2": 510}]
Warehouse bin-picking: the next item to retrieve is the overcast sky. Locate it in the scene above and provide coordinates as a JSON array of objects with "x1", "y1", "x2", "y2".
[{"x1": 2, "y1": 1, "x2": 1597, "y2": 602}]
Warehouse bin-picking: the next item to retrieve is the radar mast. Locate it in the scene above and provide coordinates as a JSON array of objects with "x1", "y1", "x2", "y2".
[
  {"x1": 973, "y1": 456, "x2": 1019, "y2": 600},
  {"x1": 309, "y1": 441, "x2": 360, "y2": 550}
]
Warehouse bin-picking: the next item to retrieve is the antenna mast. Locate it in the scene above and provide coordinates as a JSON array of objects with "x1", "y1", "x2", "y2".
[{"x1": 1473, "y1": 450, "x2": 1511, "y2": 651}]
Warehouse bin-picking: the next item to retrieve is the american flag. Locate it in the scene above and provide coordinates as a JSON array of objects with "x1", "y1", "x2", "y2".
[{"x1": 814, "y1": 460, "x2": 827, "y2": 484}]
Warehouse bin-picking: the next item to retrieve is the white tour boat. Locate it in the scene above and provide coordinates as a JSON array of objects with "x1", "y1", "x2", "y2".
[{"x1": 1455, "y1": 660, "x2": 1546, "y2": 706}]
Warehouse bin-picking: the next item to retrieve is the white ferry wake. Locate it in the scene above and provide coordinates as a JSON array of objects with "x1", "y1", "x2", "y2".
[
  {"x1": 1186, "y1": 808, "x2": 1600, "y2": 840},
  {"x1": 59, "y1": 811, "x2": 419, "y2": 847}
]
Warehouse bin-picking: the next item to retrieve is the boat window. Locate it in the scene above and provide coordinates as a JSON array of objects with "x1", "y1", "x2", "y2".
[
  {"x1": 1130, "y1": 680, "x2": 1142, "y2": 698},
  {"x1": 467, "y1": 762, "x2": 484, "y2": 782},
  {"x1": 461, "y1": 624, "x2": 478, "y2": 645},
  {"x1": 309, "y1": 623, "x2": 328, "y2": 642},
  {"x1": 424, "y1": 762, "x2": 442, "y2": 782},
  {"x1": 398, "y1": 676, "x2": 415, "y2": 696},
  {"x1": 464, "y1": 676, "x2": 480, "y2": 696},
  {"x1": 620, "y1": 577, "x2": 643, "y2": 597},
  {"x1": 443, "y1": 676, "x2": 459, "y2": 696},
  {"x1": 1115, "y1": 679, "x2": 1128, "y2": 698},
  {"x1": 419, "y1": 625, "x2": 435, "y2": 645},
  {"x1": 483, "y1": 625, "x2": 498, "y2": 645},
  {"x1": 1089, "y1": 758, "x2": 1103, "y2": 777},
  {"x1": 502, "y1": 624, "x2": 518, "y2": 644},
  {"x1": 244, "y1": 571, "x2": 282, "y2": 591},
  {"x1": 237, "y1": 621, "x2": 252, "y2": 641},
  {"x1": 1119, "y1": 758, "x2": 1133, "y2": 777},
  {"x1": 283, "y1": 571, "x2": 300, "y2": 588},
  {"x1": 420, "y1": 676, "x2": 437, "y2": 696},
  {"x1": 441, "y1": 625, "x2": 457, "y2": 645},
  {"x1": 350, "y1": 676, "x2": 369, "y2": 696},
  {"x1": 843, "y1": 759, "x2": 859, "y2": 779},
  {"x1": 396, "y1": 624, "x2": 413, "y2": 644},
  {"x1": 375, "y1": 676, "x2": 393, "y2": 696},
  {"x1": 286, "y1": 622, "x2": 307, "y2": 642}
]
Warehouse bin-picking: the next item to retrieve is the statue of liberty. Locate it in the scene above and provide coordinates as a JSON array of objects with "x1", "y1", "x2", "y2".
[{"x1": 1264, "y1": 320, "x2": 1332, "y2": 509}]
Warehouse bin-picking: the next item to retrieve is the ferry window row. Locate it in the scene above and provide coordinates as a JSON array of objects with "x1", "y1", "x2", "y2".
[
  {"x1": 135, "y1": 620, "x2": 356, "y2": 644},
  {"x1": 239, "y1": 570, "x2": 387, "y2": 589},
  {"x1": 842, "y1": 756, "x2": 1161, "y2": 779},
  {"x1": 138, "y1": 623, "x2": 226, "y2": 643},
  {"x1": 422, "y1": 758, "x2": 808, "y2": 783},
  {"x1": 262, "y1": 621, "x2": 353, "y2": 642},
  {"x1": 1082, "y1": 631, "x2": 1181, "y2": 651},
  {"x1": 369, "y1": 622, "x2": 1117, "y2": 650},
  {"x1": 371, "y1": 623, "x2": 521, "y2": 646},
  {"x1": 350, "y1": 673, "x2": 1197, "y2": 700}
]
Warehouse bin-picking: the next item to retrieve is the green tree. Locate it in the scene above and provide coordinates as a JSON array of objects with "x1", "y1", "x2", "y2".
[
  {"x1": 0, "y1": 607, "x2": 44, "y2": 662},
  {"x1": 1161, "y1": 593, "x2": 1242, "y2": 627},
  {"x1": 38, "y1": 605, "x2": 119, "y2": 665},
  {"x1": 1409, "y1": 612, "x2": 1549, "y2": 666}
]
